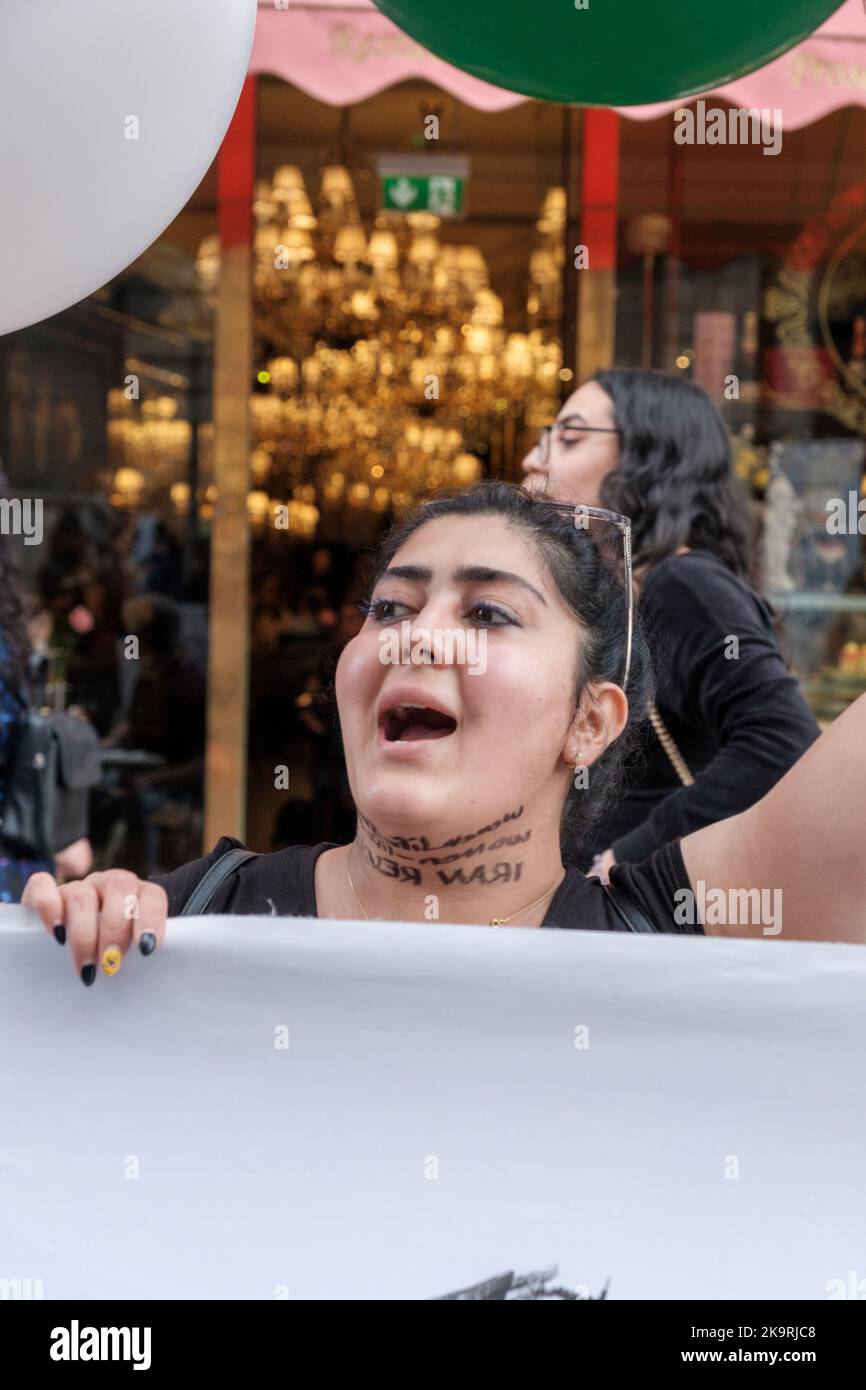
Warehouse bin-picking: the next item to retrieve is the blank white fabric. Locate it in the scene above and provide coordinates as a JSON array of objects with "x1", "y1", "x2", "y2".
[{"x1": 1, "y1": 905, "x2": 864, "y2": 1300}]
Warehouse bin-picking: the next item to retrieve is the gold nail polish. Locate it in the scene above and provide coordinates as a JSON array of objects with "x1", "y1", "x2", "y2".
[{"x1": 101, "y1": 947, "x2": 122, "y2": 977}]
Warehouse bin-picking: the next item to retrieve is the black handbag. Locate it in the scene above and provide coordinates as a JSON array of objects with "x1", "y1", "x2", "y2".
[{"x1": 0, "y1": 708, "x2": 102, "y2": 859}]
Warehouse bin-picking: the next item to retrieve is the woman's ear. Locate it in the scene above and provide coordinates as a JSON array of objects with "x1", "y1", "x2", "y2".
[{"x1": 562, "y1": 683, "x2": 629, "y2": 769}]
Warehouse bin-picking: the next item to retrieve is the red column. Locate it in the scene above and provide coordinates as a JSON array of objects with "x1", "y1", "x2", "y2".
[
  {"x1": 577, "y1": 109, "x2": 621, "y2": 379},
  {"x1": 218, "y1": 75, "x2": 257, "y2": 251},
  {"x1": 580, "y1": 108, "x2": 620, "y2": 272}
]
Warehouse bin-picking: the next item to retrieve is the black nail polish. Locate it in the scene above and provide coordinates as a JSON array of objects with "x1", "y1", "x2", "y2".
[
  {"x1": 80, "y1": 964, "x2": 96, "y2": 987},
  {"x1": 53, "y1": 923, "x2": 66, "y2": 945},
  {"x1": 139, "y1": 933, "x2": 157, "y2": 957}
]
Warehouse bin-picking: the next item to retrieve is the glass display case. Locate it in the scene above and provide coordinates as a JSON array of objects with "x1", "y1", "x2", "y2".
[
  {"x1": 752, "y1": 438, "x2": 866, "y2": 727},
  {"x1": 612, "y1": 107, "x2": 866, "y2": 730}
]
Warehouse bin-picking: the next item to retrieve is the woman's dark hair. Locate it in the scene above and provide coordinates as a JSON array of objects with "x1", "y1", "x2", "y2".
[
  {"x1": 367, "y1": 482, "x2": 653, "y2": 851},
  {"x1": 593, "y1": 368, "x2": 758, "y2": 583},
  {"x1": 0, "y1": 472, "x2": 31, "y2": 688}
]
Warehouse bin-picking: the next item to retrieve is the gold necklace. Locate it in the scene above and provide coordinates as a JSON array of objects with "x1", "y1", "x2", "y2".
[{"x1": 346, "y1": 858, "x2": 565, "y2": 928}]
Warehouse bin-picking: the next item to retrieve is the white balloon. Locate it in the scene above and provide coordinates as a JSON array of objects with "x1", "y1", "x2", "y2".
[{"x1": 0, "y1": 0, "x2": 257, "y2": 336}]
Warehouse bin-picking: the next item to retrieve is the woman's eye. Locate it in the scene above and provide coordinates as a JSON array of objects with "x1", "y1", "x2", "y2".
[
  {"x1": 467, "y1": 602, "x2": 516, "y2": 627},
  {"x1": 361, "y1": 597, "x2": 412, "y2": 624}
]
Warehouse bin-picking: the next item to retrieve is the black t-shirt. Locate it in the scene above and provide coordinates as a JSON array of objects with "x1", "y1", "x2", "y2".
[
  {"x1": 586, "y1": 550, "x2": 819, "y2": 865},
  {"x1": 152, "y1": 836, "x2": 701, "y2": 934}
]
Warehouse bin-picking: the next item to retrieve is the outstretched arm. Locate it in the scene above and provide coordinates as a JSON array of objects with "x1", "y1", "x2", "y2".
[{"x1": 681, "y1": 690, "x2": 866, "y2": 942}]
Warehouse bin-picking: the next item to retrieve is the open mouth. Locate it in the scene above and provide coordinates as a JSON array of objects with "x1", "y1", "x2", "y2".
[{"x1": 381, "y1": 702, "x2": 458, "y2": 743}]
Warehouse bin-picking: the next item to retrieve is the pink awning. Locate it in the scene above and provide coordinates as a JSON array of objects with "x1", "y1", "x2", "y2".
[
  {"x1": 249, "y1": 0, "x2": 525, "y2": 112},
  {"x1": 617, "y1": 0, "x2": 866, "y2": 128},
  {"x1": 250, "y1": 0, "x2": 866, "y2": 128}
]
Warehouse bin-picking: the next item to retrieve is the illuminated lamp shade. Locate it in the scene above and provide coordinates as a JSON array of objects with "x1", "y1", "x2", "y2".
[
  {"x1": 334, "y1": 225, "x2": 368, "y2": 263},
  {"x1": 408, "y1": 232, "x2": 441, "y2": 268},
  {"x1": 253, "y1": 179, "x2": 276, "y2": 222},
  {"x1": 434, "y1": 326, "x2": 456, "y2": 354},
  {"x1": 406, "y1": 211, "x2": 441, "y2": 233},
  {"x1": 286, "y1": 190, "x2": 317, "y2": 231},
  {"x1": 320, "y1": 165, "x2": 355, "y2": 205},
  {"x1": 537, "y1": 186, "x2": 567, "y2": 235},
  {"x1": 456, "y1": 246, "x2": 488, "y2": 289},
  {"x1": 0, "y1": 0, "x2": 257, "y2": 335},
  {"x1": 301, "y1": 357, "x2": 322, "y2": 389},
  {"x1": 367, "y1": 229, "x2": 400, "y2": 270},
  {"x1": 267, "y1": 358, "x2": 299, "y2": 393},
  {"x1": 250, "y1": 448, "x2": 273, "y2": 484},
  {"x1": 293, "y1": 502, "x2": 320, "y2": 539},
  {"x1": 170, "y1": 482, "x2": 191, "y2": 513},
  {"x1": 530, "y1": 247, "x2": 559, "y2": 285},
  {"x1": 464, "y1": 325, "x2": 493, "y2": 355},
  {"x1": 372, "y1": 0, "x2": 840, "y2": 106},
  {"x1": 453, "y1": 454, "x2": 482, "y2": 486},
  {"x1": 113, "y1": 467, "x2": 146, "y2": 505},
  {"x1": 272, "y1": 165, "x2": 306, "y2": 195},
  {"x1": 471, "y1": 289, "x2": 504, "y2": 326},
  {"x1": 279, "y1": 228, "x2": 316, "y2": 266},
  {"x1": 254, "y1": 223, "x2": 280, "y2": 258},
  {"x1": 247, "y1": 490, "x2": 271, "y2": 524},
  {"x1": 504, "y1": 334, "x2": 535, "y2": 378},
  {"x1": 349, "y1": 289, "x2": 379, "y2": 321}
]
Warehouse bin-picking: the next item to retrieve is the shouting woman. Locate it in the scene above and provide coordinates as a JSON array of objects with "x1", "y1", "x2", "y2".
[{"x1": 21, "y1": 484, "x2": 866, "y2": 975}]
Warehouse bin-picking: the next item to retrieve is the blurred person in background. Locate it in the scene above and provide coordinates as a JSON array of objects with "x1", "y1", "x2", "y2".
[
  {"x1": 523, "y1": 368, "x2": 820, "y2": 875},
  {"x1": 251, "y1": 571, "x2": 298, "y2": 654},
  {"x1": 102, "y1": 594, "x2": 205, "y2": 873},
  {"x1": 271, "y1": 592, "x2": 365, "y2": 850},
  {"x1": 0, "y1": 481, "x2": 92, "y2": 900},
  {"x1": 133, "y1": 516, "x2": 183, "y2": 598}
]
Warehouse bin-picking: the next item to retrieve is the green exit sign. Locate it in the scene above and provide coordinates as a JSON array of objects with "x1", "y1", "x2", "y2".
[
  {"x1": 376, "y1": 155, "x2": 470, "y2": 219},
  {"x1": 381, "y1": 173, "x2": 465, "y2": 217}
]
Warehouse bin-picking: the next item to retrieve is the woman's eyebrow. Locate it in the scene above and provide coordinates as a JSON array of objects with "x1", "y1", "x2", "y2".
[
  {"x1": 454, "y1": 565, "x2": 547, "y2": 606},
  {"x1": 380, "y1": 562, "x2": 547, "y2": 606},
  {"x1": 556, "y1": 412, "x2": 588, "y2": 427},
  {"x1": 379, "y1": 564, "x2": 431, "y2": 583}
]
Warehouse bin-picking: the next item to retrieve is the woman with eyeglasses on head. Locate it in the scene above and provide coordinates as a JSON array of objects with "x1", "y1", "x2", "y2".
[
  {"x1": 21, "y1": 484, "x2": 866, "y2": 974},
  {"x1": 522, "y1": 369, "x2": 820, "y2": 878}
]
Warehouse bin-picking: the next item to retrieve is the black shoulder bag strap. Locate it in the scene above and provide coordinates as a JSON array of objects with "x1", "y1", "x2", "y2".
[
  {"x1": 180, "y1": 847, "x2": 657, "y2": 930},
  {"x1": 602, "y1": 880, "x2": 658, "y2": 934},
  {"x1": 180, "y1": 848, "x2": 260, "y2": 917}
]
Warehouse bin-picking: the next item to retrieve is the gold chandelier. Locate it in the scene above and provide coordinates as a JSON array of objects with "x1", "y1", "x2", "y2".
[
  {"x1": 107, "y1": 388, "x2": 193, "y2": 507},
  {"x1": 196, "y1": 169, "x2": 567, "y2": 535}
]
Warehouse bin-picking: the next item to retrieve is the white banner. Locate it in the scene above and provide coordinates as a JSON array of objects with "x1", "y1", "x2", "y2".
[{"x1": 1, "y1": 905, "x2": 865, "y2": 1301}]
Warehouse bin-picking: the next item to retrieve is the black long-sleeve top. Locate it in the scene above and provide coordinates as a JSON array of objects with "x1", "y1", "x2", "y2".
[{"x1": 589, "y1": 550, "x2": 820, "y2": 866}]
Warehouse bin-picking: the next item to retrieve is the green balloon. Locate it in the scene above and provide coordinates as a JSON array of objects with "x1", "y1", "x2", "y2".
[{"x1": 374, "y1": 0, "x2": 840, "y2": 105}]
